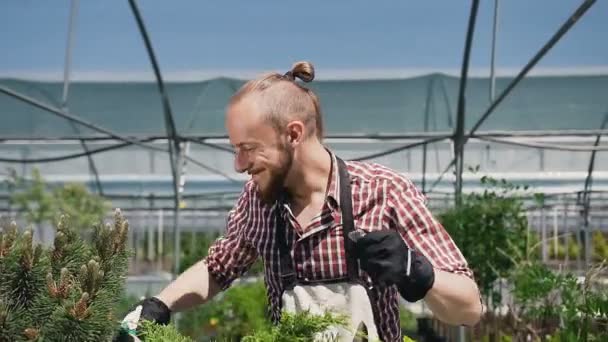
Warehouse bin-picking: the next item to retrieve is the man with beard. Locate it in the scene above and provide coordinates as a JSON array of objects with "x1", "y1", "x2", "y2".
[{"x1": 118, "y1": 62, "x2": 482, "y2": 342}]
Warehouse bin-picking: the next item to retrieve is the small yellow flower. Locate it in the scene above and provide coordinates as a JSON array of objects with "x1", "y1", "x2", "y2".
[{"x1": 209, "y1": 317, "x2": 219, "y2": 327}]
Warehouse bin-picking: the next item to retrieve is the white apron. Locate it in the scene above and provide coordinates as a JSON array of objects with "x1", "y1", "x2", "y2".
[{"x1": 277, "y1": 157, "x2": 380, "y2": 342}]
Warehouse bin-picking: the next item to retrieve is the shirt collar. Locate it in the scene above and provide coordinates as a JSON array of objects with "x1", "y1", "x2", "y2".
[
  {"x1": 277, "y1": 148, "x2": 344, "y2": 212},
  {"x1": 325, "y1": 149, "x2": 341, "y2": 212}
]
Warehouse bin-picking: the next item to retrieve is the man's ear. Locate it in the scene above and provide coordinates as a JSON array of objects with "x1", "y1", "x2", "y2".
[{"x1": 285, "y1": 121, "x2": 305, "y2": 146}]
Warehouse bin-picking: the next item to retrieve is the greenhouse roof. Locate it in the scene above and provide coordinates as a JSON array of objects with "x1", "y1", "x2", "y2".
[{"x1": 1, "y1": 73, "x2": 607, "y2": 140}]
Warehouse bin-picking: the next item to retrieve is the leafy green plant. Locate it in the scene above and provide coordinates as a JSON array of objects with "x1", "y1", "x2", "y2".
[
  {"x1": 54, "y1": 183, "x2": 110, "y2": 233},
  {"x1": 546, "y1": 235, "x2": 582, "y2": 261},
  {"x1": 593, "y1": 231, "x2": 608, "y2": 262},
  {"x1": 176, "y1": 231, "x2": 264, "y2": 340},
  {"x1": 179, "y1": 232, "x2": 220, "y2": 274},
  {"x1": 179, "y1": 231, "x2": 264, "y2": 275},
  {"x1": 178, "y1": 280, "x2": 269, "y2": 341},
  {"x1": 399, "y1": 305, "x2": 417, "y2": 332},
  {"x1": 139, "y1": 310, "x2": 350, "y2": 342},
  {"x1": 0, "y1": 209, "x2": 130, "y2": 342},
  {"x1": 241, "y1": 310, "x2": 348, "y2": 342},
  {"x1": 438, "y1": 175, "x2": 532, "y2": 308},
  {"x1": 506, "y1": 260, "x2": 608, "y2": 341},
  {"x1": 139, "y1": 320, "x2": 193, "y2": 342},
  {"x1": 4, "y1": 168, "x2": 110, "y2": 235}
]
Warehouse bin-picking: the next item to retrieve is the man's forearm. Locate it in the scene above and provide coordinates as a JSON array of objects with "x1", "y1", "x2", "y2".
[
  {"x1": 424, "y1": 269, "x2": 482, "y2": 326},
  {"x1": 155, "y1": 260, "x2": 221, "y2": 312}
]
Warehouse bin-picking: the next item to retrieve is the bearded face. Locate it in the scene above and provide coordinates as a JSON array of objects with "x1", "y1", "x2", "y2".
[
  {"x1": 226, "y1": 96, "x2": 303, "y2": 204},
  {"x1": 253, "y1": 141, "x2": 293, "y2": 204}
]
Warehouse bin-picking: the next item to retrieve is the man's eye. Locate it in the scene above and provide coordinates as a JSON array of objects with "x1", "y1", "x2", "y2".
[{"x1": 237, "y1": 146, "x2": 256, "y2": 154}]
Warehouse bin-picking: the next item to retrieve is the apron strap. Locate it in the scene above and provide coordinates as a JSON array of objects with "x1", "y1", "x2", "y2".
[
  {"x1": 276, "y1": 156, "x2": 359, "y2": 289},
  {"x1": 337, "y1": 157, "x2": 359, "y2": 283},
  {"x1": 277, "y1": 209, "x2": 297, "y2": 289}
]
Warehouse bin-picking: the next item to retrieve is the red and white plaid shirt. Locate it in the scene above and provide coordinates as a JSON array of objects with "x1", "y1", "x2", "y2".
[{"x1": 204, "y1": 151, "x2": 473, "y2": 342}]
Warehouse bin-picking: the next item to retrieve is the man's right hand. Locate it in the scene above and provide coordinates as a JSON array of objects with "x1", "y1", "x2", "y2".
[{"x1": 114, "y1": 297, "x2": 172, "y2": 341}]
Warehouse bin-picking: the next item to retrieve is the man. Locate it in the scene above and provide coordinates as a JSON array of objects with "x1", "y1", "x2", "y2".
[{"x1": 120, "y1": 61, "x2": 482, "y2": 341}]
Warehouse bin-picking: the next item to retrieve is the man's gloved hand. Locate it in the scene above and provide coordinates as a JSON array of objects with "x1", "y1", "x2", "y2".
[
  {"x1": 114, "y1": 297, "x2": 171, "y2": 341},
  {"x1": 352, "y1": 230, "x2": 435, "y2": 302}
]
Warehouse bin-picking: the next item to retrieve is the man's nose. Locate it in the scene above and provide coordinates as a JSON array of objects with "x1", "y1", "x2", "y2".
[{"x1": 234, "y1": 153, "x2": 249, "y2": 173}]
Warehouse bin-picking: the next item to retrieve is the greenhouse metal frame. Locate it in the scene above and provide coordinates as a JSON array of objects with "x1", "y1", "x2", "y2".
[{"x1": 0, "y1": 0, "x2": 605, "y2": 275}]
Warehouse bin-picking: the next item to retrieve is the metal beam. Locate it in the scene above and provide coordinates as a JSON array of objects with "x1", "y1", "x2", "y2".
[
  {"x1": 438, "y1": 77, "x2": 455, "y2": 130},
  {"x1": 477, "y1": 136, "x2": 608, "y2": 152},
  {"x1": 0, "y1": 139, "x2": 155, "y2": 163},
  {"x1": 0, "y1": 86, "x2": 233, "y2": 186},
  {"x1": 581, "y1": 111, "x2": 608, "y2": 267},
  {"x1": 5, "y1": 128, "x2": 608, "y2": 142},
  {"x1": 61, "y1": 0, "x2": 104, "y2": 195},
  {"x1": 454, "y1": 0, "x2": 480, "y2": 206},
  {"x1": 185, "y1": 137, "x2": 236, "y2": 154},
  {"x1": 127, "y1": 0, "x2": 183, "y2": 281},
  {"x1": 490, "y1": 0, "x2": 500, "y2": 102},
  {"x1": 421, "y1": 77, "x2": 436, "y2": 193},
  {"x1": 466, "y1": 0, "x2": 597, "y2": 141},
  {"x1": 430, "y1": 0, "x2": 598, "y2": 195},
  {"x1": 350, "y1": 136, "x2": 450, "y2": 162},
  {"x1": 0, "y1": 85, "x2": 169, "y2": 153}
]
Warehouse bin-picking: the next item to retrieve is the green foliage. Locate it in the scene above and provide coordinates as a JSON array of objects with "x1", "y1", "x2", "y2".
[
  {"x1": 138, "y1": 310, "x2": 349, "y2": 342},
  {"x1": 139, "y1": 320, "x2": 194, "y2": 342},
  {"x1": 399, "y1": 306, "x2": 417, "y2": 332},
  {"x1": 55, "y1": 183, "x2": 111, "y2": 233},
  {"x1": 241, "y1": 310, "x2": 348, "y2": 342},
  {"x1": 0, "y1": 209, "x2": 131, "y2": 342},
  {"x1": 176, "y1": 232, "x2": 264, "y2": 340},
  {"x1": 593, "y1": 231, "x2": 608, "y2": 262},
  {"x1": 5, "y1": 168, "x2": 110, "y2": 231},
  {"x1": 526, "y1": 232, "x2": 542, "y2": 260},
  {"x1": 5, "y1": 169, "x2": 56, "y2": 225},
  {"x1": 547, "y1": 235, "x2": 581, "y2": 260},
  {"x1": 179, "y1": 231, "x2": 264, "y2": 275},
  {"x1": 507, "y1": 260, "x2": 608, "y2": 340},
  {"x1": 438, "y1": 175, "x2": 532, "y2": 307},
  {"x1": 438, "y1": 172, "x2": 608, "y2": 340},
  {"x1": 179, "y1": 280, "x2": 269, "y2": 341}
]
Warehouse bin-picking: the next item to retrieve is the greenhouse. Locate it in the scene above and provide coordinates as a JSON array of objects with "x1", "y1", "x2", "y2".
[{"x1": 1, "y1": 0, "x2": 606, "y2": 341}]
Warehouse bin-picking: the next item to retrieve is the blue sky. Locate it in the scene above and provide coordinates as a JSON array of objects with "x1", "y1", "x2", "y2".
[{"x1": 1, "y1": 0, "x2": 606, "y2": 80}]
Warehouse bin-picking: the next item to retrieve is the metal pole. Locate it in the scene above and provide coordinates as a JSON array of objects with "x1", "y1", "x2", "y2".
[
  {"x1": 173, "y1": 149, "x2": 183, "y2": 277},
  {"x1": 127, "y1": 0, "x2": 183, "y2": 283},
  {"x1": 428, "y1": 0, "x2": 598, "y2": 194},
  {"x1": 61, "y1": 0, "x2": 78, "y2": 107},
  {"x1": 454, "y1": 2, "x2": 480, "y2": 341},
  {"x1": 0, "y1": 86, "x2": 168, "y2": 152},
  {"x1": 581, "y1": 111, "x2": 608, "y2": 268},
  {"x1": 173, "y1": 141, "x2": 190, "y2": 276},
  {"x1": 553, "y1": 207, "x2": 559, "y2": 258},
  {"x1": 61, "y1": 0, "x2": 104, "y2": 195},
  {"x1": 490, "y1": 0, "x2": 500, "y2": 102},
  {"x1": 350, "y1": 136, "x2": 449, "y2": 162},
  {"x1": 422, "y1": 77, "x2": 435, "y2": 193},
  {"x1": 467, "y1": 0, "x2": 597, "y2": 141},
  {"x1": 156, "y1": 199, "x2": 164, "y2": 271},
  {"x1": 541, "y1": 206, "x2": 548, "y2": 262},
  {"x1": 454, "y1": 0, "x2": 480, "y2": 207}
]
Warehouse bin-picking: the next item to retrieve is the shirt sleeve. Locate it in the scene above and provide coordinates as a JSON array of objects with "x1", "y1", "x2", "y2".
[
  {"x1": 386, "y1": 174, "x2": 474, "y2": 279},
  {"x1": 203, "y1": 182, "x2": 259, "y2": 290}
]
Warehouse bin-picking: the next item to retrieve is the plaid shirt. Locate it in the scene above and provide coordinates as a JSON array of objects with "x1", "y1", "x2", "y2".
[{"x1": 204, "y1": 152, "x2": 473, "y2": 342}]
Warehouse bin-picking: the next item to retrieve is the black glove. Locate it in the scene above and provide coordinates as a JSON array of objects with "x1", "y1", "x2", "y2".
[
  {"x1": 114, "y1": 297, "x2": 171, "y2": 341},
  {"x1": 352, "y1": 230, "x2": 435, "y2": 302}
]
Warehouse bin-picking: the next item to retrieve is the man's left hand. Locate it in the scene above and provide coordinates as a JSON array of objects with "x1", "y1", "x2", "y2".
[{"x1": 352, "y1": 230, "x2": 435, "y2": 302}]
